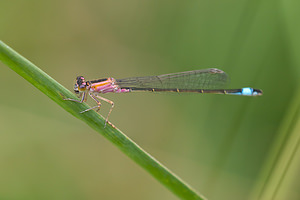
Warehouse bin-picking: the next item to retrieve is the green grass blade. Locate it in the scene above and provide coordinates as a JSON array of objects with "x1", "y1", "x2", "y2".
[{"x1": 0, "y1": 40, "x2": 206, "y2": 200}]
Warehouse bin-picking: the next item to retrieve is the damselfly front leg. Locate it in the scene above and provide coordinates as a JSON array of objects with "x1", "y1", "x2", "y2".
[{"x1": 64, "y1": 92, "x2": 86, "y2": 103}]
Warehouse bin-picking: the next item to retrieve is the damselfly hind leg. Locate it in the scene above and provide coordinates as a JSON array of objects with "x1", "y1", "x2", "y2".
[
  {"x1": 78, "y1": 93, "x2": 114, "y2": 127},
  {"x1": 93, "y1": 94, "x2": 114, "y2": 128},
  {"x1": 79, "y1": 93, "x2": 102, "y2": 113}
]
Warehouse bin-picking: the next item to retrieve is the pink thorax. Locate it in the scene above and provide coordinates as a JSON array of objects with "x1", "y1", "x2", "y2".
[{"x1": 89, "y1": 78, "x2": 129, "y2": 94}]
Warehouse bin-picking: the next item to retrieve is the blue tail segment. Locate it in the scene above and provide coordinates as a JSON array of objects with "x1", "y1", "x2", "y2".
[{"x1": 227, "y1": 87, "x2": 263, "y2": 96}]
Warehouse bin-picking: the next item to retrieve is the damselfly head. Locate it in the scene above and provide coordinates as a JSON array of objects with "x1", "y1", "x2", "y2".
[{"x1": 74, "y1": 76, "x2": 90, "y2": 94}]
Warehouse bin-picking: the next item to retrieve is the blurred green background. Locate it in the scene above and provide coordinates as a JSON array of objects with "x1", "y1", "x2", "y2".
[{"x1": 1, "y1": 0, "x2": 300, "y2": 199}]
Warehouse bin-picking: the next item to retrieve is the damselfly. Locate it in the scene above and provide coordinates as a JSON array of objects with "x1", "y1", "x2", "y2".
[{"x1": 65, "y1": 68, "x2": 262, "y2": 126}]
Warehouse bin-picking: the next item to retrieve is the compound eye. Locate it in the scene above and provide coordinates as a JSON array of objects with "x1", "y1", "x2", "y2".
[{"x1": 76, "y1": 76, "x2": 85, "y2": 84}]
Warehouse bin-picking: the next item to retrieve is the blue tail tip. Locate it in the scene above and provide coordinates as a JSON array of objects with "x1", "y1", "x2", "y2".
[{"x1": 242, "y1": 87, "x2": 263, "y2": 96}]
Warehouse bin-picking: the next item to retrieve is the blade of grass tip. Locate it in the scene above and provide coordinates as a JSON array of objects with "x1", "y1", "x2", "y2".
[{"x1": 0, "y1": 40, "x2": 207, "y2": 200}]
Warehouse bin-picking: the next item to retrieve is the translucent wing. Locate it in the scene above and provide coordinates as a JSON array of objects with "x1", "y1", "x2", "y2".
[{"x1": 116, "y1": 68, "x2": 228, "y2": 90}]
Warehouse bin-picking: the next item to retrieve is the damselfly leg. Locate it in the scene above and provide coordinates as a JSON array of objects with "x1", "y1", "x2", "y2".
[
  {"x1": 65, "y1": 92, "x2": 114, "y2": 127},
  {"x1": 80, "y1": 93, "x2": 102, "y2": 113},
  {"x1": 93, "y1": 94, "x2": 114, "y2": 127},
  {"x1": 64, "y1": 92, "x2": 86, "y2": 103}
]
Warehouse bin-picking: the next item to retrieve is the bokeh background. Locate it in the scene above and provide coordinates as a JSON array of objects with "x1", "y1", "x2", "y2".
[{"x1": 1, "y1": 0, "x2": 300, "y2": 199}]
